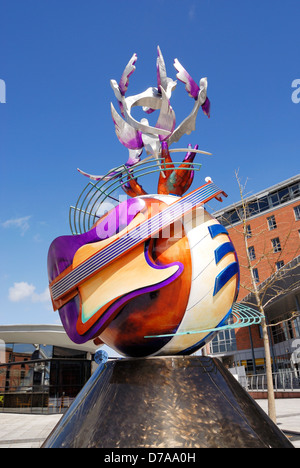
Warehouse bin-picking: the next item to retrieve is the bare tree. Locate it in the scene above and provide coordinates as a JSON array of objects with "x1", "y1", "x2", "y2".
[{"x1": 223, "y1": 171, "x2": 300, "y2": 423}]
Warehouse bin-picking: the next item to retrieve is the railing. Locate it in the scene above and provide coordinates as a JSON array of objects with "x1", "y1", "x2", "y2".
[
  {"x1": 0, "y1": 358, "x2": 91, "y2": 414},
  {"x1": 242, "y1": 370, "x2": 300, "y2": 392}
]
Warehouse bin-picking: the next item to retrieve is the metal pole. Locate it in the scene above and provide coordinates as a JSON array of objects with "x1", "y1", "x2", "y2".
[{"x1": 248, "y1": 325, "x2": 257, "y2": 375}]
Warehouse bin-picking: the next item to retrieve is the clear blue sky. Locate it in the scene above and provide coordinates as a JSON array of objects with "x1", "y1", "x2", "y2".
[{"x1": 0, "y1": 0, "x2": 299, "y2": 326}]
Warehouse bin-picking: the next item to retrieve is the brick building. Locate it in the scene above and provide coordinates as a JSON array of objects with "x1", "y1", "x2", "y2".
[{"x1": 207, "y1": 174, "x2": 300, "y2": 375}]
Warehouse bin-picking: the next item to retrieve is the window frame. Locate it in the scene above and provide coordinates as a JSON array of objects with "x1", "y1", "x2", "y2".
[
  {"x1": 267, "y1": 214, "x2": 277, "y2": 231},
  {"x1": 271, "y1": 237, "x2": 282, "y2": 253},
  {"x1": 248, "y1": 245, "x2": 256, "y2": 261},
  {"x1": 252, "y1": 268, "x2": 259, "y2": 283},
  {"x1": 294, "y1": 205, "x2": 300, "y2": 221},
  {"x1": 246, "y1": 224, "x2": 252, "y2": 238},
  {"x1": 276, "y1": 260, "x2": 284, "y2": 271}
]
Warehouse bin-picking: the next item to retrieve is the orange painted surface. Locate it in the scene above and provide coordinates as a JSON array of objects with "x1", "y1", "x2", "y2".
[{"x1": 98, "y1": 200, "x2": 193, "y2": 356}]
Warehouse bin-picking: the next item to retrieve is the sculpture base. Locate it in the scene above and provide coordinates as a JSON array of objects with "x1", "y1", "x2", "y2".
[{"x1": 42, "y1": 356, "x2": 293, "y2": 448}]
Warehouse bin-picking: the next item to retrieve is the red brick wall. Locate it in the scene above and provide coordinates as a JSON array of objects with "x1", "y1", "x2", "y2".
[
  {"x1": 227, "y1": 200, "x2": 300, "y2": 301},
  {"x1": 226, "y1": 200, "x2": 300, "y2": 351},
  {"x1": 235, "y1": 322, "x2": 263, "y2": 350}
]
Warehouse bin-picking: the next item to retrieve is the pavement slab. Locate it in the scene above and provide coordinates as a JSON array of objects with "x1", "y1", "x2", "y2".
[{"x1": 0, "y1": 398, "x2": 299, "y2": 448}]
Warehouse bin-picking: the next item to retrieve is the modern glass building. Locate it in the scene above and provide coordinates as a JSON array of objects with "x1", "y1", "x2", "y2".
[{"x1": 0, "y1": 324, "x2": 112, "y2": 414}]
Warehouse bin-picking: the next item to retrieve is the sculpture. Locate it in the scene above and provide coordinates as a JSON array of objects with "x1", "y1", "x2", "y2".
[
  {"x1": 43, "y1": 48, "x2": 293, "y2": 451},
  {"x1": 47, "y1": 47, "x2": 240, "y2": 357}
]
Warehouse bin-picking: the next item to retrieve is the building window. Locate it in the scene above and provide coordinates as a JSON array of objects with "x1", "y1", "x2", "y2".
[
  {"x1": 271, "y1": 321, "x2": 286, "y2": 344},
  {"x1": 246, "y1": 224, "x2": 252, "y2": 238},
  {"x1": 293, "y1": 312, "x2": 300, "y2": 338},
  {"x1": 294, "y1": 205, "x2": 300, "y2": 221},
  {"x1": 248, "y1": 246, "x2": 256, "y2": 260},
  {"x1": 290, "y1": 183, "x2": 300, "y2": 199},
  {"x1": 258, "y1": 196, "x2": 269, "y2": 212},
  {"x1": 247, "y1": 201, "x2": 259, "y2": 217},
  {"x1": 270, "y1": 193, "x2": 280, "y2": 207},
  {"x1": 267, "y1": 215, "x2": 277, "y2": 230},
  {"x1": 278, "y1": 187, "x2": 290, "y2": 203},
  {"x1": 271, "y1": 237, "x2": 282, "y2": 253},
  {"x1": 230, "y1": 210, "x2": 240, "y2": 225},
  {"x1": 252, "y1": 268, "x2": 259, "y2": 283},
  {"x1": 209, "y1": 317, "x2": 237, "y2": 354},
  {"x1": 276, "y1": 260, "x2": 284, "y2": 271}
]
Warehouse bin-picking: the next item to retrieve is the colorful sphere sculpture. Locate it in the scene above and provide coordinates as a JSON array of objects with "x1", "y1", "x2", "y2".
[{"x1": 47, "y1": 48, "x2": 240, "y2": 357}]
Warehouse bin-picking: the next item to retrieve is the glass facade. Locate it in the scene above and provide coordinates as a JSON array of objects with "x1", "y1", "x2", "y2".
[
  {"x1": 0, "y1": 343, "x2": 91, "y2": 414},
  {"x1": 209, "y1": 316, "x2": 237, "y2": 355},
  {"x1": 219, "y1": 181, "x2": 300, "y2": 227},
  {"x1": 270, "y1": 314, "x2": 300, "y2": 345}
]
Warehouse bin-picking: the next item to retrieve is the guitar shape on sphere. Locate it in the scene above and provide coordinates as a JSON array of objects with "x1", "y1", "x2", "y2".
[{"x1": 48, "y1": 181, "x2": 239, "y2": 357}]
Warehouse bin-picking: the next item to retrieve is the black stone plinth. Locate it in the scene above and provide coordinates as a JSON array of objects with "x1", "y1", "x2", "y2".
[{"x1": 42, "y1": 356, "x2": 293, "y2": 448}]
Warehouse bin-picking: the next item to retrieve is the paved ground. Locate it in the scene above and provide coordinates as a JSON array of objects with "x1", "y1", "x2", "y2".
[
  {"x1": 256, "y1": 398, "x2": 300, "y2": 448},
  {"x1": 0, "y1": 413, "x2": 63, "y2": 448},
  {"x1": 0, "y1": 399, "x2": 299, "y2": 448}
]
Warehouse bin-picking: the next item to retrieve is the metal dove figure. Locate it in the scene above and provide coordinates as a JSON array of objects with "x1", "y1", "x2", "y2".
[{"x1": 78, "y1": 47, "x2": 211, "y2": 198}]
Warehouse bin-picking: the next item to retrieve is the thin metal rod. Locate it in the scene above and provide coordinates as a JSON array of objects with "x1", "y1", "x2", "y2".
[
  {"x1": 70, "y1": 157, "x2": 203, "y2": 234},
  {"x1": 144, "y1": 305, "x2": 264, "y2": 338}
]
